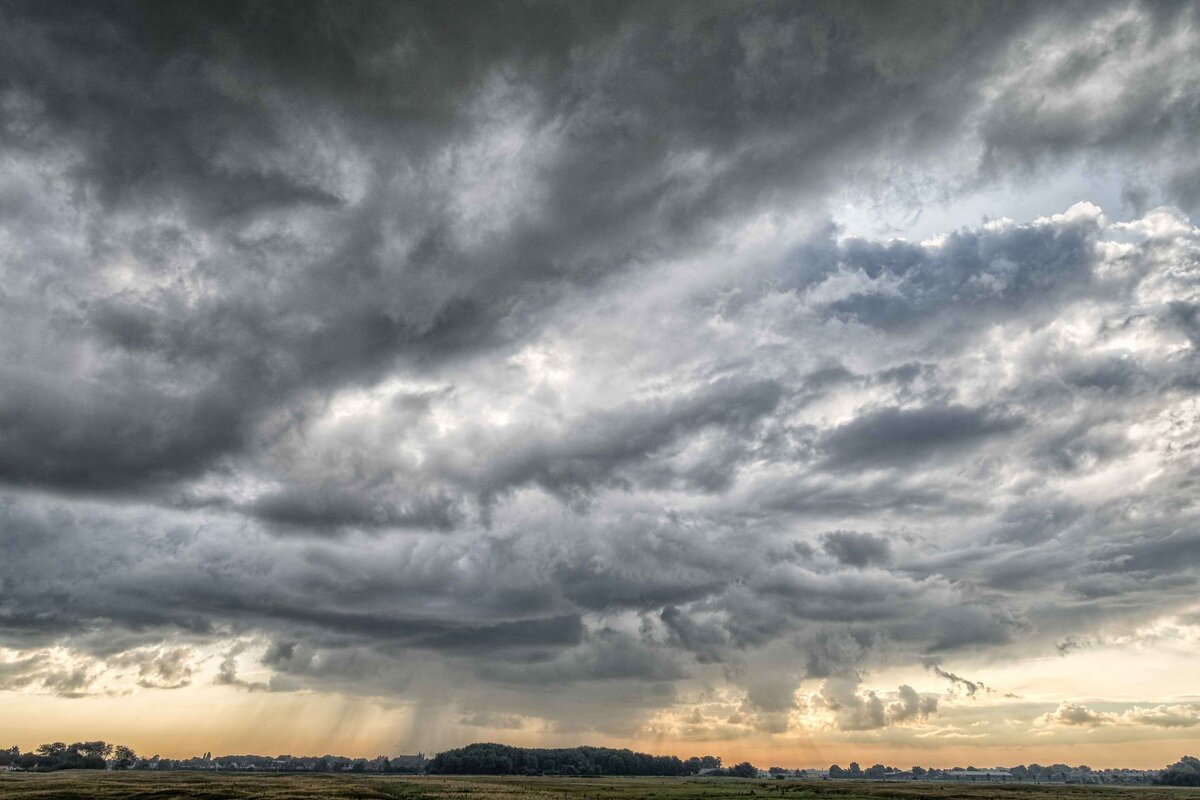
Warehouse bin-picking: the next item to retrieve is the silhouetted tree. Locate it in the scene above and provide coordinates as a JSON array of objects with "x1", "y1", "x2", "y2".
[
  {"x1": 112, "y1": 745, "x2": 138, "y2": 770},
  {"x1": 1160, "y1": 756, "x2": 1200, "y2": 786}
]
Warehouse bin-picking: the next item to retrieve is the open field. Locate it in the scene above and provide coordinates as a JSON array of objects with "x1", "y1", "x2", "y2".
[{"x1": 3, "y1": 775, "x2": 1200, "y2": 800}]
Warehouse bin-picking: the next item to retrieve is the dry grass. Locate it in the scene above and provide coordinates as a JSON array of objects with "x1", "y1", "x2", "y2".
[{"x1": 3, "y1": 774, "x2": 1199, "y2": 800}]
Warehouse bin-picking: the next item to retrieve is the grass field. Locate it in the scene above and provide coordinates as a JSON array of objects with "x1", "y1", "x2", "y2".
[{"x1": 2, "y1": 774, "x2": 1199, "y2": 800}]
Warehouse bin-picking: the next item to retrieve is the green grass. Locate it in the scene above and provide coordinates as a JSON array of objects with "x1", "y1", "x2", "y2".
[{"x1": 3, "y1": 774, "x2": 1199, "y2": 800}]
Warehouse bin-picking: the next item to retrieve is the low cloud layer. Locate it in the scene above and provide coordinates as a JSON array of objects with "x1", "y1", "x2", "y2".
[
  {"x1": 1041, "y1": 702, "x2": 1200, "y2": 730},
  {"x1": 1, "y1": 0, "x2": 1199, "y2": 759}
]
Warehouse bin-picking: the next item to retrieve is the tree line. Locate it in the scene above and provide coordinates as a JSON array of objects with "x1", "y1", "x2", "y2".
[
  {"x1": 0, "y1": 744, "x2": 414, "y2": 773},
  {"x1": 0, "y1": 742, "x2": 136, "y2": 772},
  {"x1": 426, "y1": 743, "x2": 734, "y2": 776},
  {"x1": 3, "y1": 740, "x2": 1197, "y2": 785}
]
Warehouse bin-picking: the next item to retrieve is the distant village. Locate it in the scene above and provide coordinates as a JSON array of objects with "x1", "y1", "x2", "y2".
[
  {"x1": 147, "y1": 752, "x2": 429, "y2": 774},
  {"x1": 751, "y1": 765, "x2": 1161, "y2": 784},
  {"x1": 2, "y1": 742, "x2": 1197, "y2": 786}
]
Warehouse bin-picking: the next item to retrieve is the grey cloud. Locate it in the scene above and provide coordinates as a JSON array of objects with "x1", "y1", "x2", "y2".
[
  {"x1": 1032, "y1": 416, "x2": 1137, "y2": 475},
  {"x1": 752, "y1": 473, "x2": 987, "y2": 519},
  {"x1": 0, "y1": 376, "x2": 244, "y2": 491},
  {"x1": 459, "y1": 712, "x2": 529, "y2": 730},
  {"x1": 814, "y1": 676, "x2": 882, "y2": 731},
  {"x1": 257, "y1": 641, "x2": 406, "y2": 693},
  {"x1": 889, "y1": 684, "x2": 939, "y2": 722},
  {"x1": 820, "y1": 404, "x2": 1022, "y2": 471},
  {"x1": 921, "y1": 604, "x2": 1022, "y2": 652},
  {"x1": 214, "y1": 642, "x2": 268, "y2": 692},
  {"x1": 1055, "y1": 636, "x2": 1093, "y2": 656},
  {"x1": 978, "y1": 1, "x2": 1200, "y2": 212},
  {"x1": 660, "y1": 606, "x2": 729, "y2": 664},
  {"x1": 820, "y1": 530, "x2": 892, "y2": 568},
  {"x1": 801, "y1": 630, "x2": 875, "y2": 680},
  {"x1": 232, "y1": 377, "x2": 784, "y2": 534},
  {"x1": 1100, "y1": 529, "x2": 1200, "y2": 575},
  {"x1": 1041, "y1": 701, "x2": 1200, "y2": 729},
  {"x1": 414, "y1": 616, "x2": 586, "y2": 653},
  {"x1": 192, "y1": 603, "x2": 586, "y2": 655},
  {"x1": 470, "y1": 378, "x2": 784, "y2": 508},
  {"x1": 111, "y1": 647, "x2": 195, "y2": 690},
  {"x1": 825, "y1": 213, "x2": 1103, "y2": 332},
  {"x1": 813, "y1": 676, "x2": 937, "y2": 731},
  {"x1": 927, "y1": 664, "x2": 985, "y2": 697},
  {"x1": 246, "y1": 487, "x2": 461, "y2": 533},
  {"x1": 561, "y1": 568, "x2": 725, "y2": 614},
  {"x1": 475, "y1": 629, "x2": 686, "y2": 685},
  {"x1": 742, "y1": 663, "x2": 804, "y2": 713},
  {"x1": 39, "y1": 667, "x2": 95, "y2": 699},
  {"x1": 989, "y1": 497, "x2": 1087, "y2": 545},
  {"x1": 1125, "y1": 704, "x2": 1200, "y2": 728},
  {"x1": 1040, "y1": 701, "x2": 1115, "y2": 727},
  {"x1": 0, "y1": 653, "x2": 50, "y2": 691}
]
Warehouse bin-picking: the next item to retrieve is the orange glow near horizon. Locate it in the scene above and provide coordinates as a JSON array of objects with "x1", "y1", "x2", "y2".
[{"x1": 2, "y1": 686, "x2": 1197, "y2": 770}]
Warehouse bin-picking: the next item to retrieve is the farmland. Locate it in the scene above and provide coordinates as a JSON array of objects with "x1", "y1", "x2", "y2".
[{"x1": 3, "y1": 774, "x2": 1199, "y2": 800}]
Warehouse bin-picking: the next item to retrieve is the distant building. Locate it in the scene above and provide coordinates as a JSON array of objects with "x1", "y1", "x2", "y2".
[
  {"x1": 1066, "y1": 770, "x2": 1102, "y2": 784},
  {"x1": 390, "y1": 753, "x2": 427, "y2": 771},
  {"x1": 942, "y1": 770, "x2": 1015, "y2": 782}
]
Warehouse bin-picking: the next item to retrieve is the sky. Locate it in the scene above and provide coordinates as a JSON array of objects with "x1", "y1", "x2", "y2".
[{"x1": 1, "y1": 0, "x2": 1200, "y2": 769}]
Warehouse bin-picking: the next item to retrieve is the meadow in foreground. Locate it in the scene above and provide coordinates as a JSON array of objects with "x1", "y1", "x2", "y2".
[{"x1": 4, "y1": 774, "x2": 1200, "y2": 800}]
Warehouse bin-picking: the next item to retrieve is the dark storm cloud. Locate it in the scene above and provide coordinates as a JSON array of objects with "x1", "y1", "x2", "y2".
[
  {"x1": 111, "y1": 647, "x2": 195, "y2": 690},
  {"x1": 561, "y1": 568, "x2": 725, "y2": 613},
  {"x1": 1099, "y1": 529, "x2": 1200, "y2": 575},
  {"x1": 988, "y1": 497, "x2": 1088, "y2": 545},
  {"x1": 660, "y1": 606, "x2": 729, "y2": 664},
  {"x1": 247, "y1": 486, "x2": 462, "y2": 533},
  {"x1": 470, "y1": 378, "x2": 785, "y2": 508},
  {"x1": 977, "y1": 0, "x2": 1200, "y2": 211},
  {"x1": 0, "y1": 653, "x2": 50, "y2": 691},
  {"x1": 38, "y1": 667, "x2": 95, "y2": 699},
  {"x1": 0, "y1": 376, "x2": 244, "y2": 491},
  {"x1": 0, "y1": 0, "x2": 1109, "y2": 505},
  {"x1": 820, "y1": 404, "x2": 1022, "y2": 471},
  {"x1": 820, "y1": 531, "x2": 892, "y2": 568},
  {"x1": 753, "y1": 477, "x2": 984, "y2": 518},
  {"x1": 0, "y1": 0, "x2": 597, "y2": 493},
  {"x1": 0, "y1": 0, "x2": 1149, "y2": 502},
  {"x1": 475, "y1": 628, "x2": 686, "y2": 685},
  {"x1": 826, "y1": 215, "x2": 1103, "y2": 331},
  {"x1": 0, "y1": 0, "x2": 1198, "y2": 741}
]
